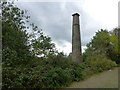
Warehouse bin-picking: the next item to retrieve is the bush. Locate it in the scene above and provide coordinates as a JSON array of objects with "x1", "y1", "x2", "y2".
[
  {"x1": 70, "y1": 63, "x2": 86, "y2": 81},
  {"x1": 85, "y1": 54, "x2": 117, "y2": 74},
  {"x1": 2, "y1": 52, "x2": 117, "y2": 88},
  {"x1": 42, "y1": 67, "x2": 72, "y2": 88},
  {"x1": 2, "y1": 53, "x2": 86, "y2": 88}
]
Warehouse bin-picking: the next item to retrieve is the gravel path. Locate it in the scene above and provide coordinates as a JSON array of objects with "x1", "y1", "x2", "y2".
[{"x1": 67, "y1": 68, "x2": 118, "y2": 88}]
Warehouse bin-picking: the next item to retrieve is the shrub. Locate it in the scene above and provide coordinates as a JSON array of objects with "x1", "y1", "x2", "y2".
[
  {"x1": 70, "y1": 63, "x2": 86, "y2": 81},
  {"x1": 2, "y1": 53, "x2": 85, "y2": 88},
  {"x1": 42, "y1": 67, "x2": 72, "y2": 88},
  {"x1": 2, "y1": 52, "x2": 117, "y2": 88},
  {"x1": 85, "y1": 53, "x2": 117, "y2": 74}
]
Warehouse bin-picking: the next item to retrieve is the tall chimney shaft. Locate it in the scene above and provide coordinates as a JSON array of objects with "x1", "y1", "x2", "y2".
[{"x1": 72, "y1": 13, "x2": 82, "y2": 63}]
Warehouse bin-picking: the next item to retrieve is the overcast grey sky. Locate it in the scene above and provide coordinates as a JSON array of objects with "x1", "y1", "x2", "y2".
[{"x1": 15, "y1": 0, "x2": 119, "y2": 55}]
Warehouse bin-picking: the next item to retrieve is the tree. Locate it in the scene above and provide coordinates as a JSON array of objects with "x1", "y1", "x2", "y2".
[
  {"x1": 2, "y1": 1, "x2": 57, "y2": 88},
  {"x1": 83, "y1": 29, "x2": 119, "y2": 64},
  {"x1": 30, "y1": 29, "x2": 56, "y2": 58},
  {"x1": 109, "y1": 28, "x2": 120, "y2": 64},
  {"x1": 2, "y1": 1, "x2": 57, "y2": 66},
  {"x1": 2, "y1": 2, "x2": 32, "y2": 66},
  {"x1": 84, "y1": 29, "x2": 111, "y2": 58}
]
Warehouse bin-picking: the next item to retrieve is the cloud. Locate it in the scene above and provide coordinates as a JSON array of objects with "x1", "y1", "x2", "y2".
[{"x1": 15, "y1": 1, "x2": 118, "y2": 55}]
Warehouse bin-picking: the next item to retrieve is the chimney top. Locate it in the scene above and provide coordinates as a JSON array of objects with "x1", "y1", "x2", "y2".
[{"x1": 72, "y1": 13, "x2": 80, "y2": 16}]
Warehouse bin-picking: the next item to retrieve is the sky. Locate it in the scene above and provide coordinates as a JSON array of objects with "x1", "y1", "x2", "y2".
[{"x1": 15, "y1": 0, "x2": 119, "y2": 55}]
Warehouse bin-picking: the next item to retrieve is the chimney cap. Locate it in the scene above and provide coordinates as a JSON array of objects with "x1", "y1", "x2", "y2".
[{"x1": 72, "y1": 13, "x2": 80, "y2": 16}]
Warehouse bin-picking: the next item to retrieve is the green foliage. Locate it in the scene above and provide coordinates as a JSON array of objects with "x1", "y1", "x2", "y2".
[
  {"x1": 2, "y1": 1, "x2": 118, "y2": 89},
  {"x1": 83, "y1": 29, "x2": 120, "y2": 64},
  {"x1": 31, "y1": 29, "x2": 56, "y2": 58},
  {"x1": 84, "y1": 29, "x2": 112, "y2": 56},
  {"x1": 109, "y1": 28, "x2": 120, "y2": 64},
  {"x1": 2, "y1": 2, "x2": 32, "y2": 66},
  {"x1": 42, "y1": 67, "x2": 72, "y2": 88},
  {"x1": 2, "y1": 1, "x2": 58, "y2": 88},
  {"x1": 2, "y1": 52, "x2": 86, "y2": 88},
  {"x1": 85, "y1": 54, "x2": 117, "y2": 73},
  {"x1": 37, "y1": 53, "x2": 86, "y2": 88},
  {"x1": 71, "y1": 63, "x2": 86, "y2": 81},
  {"x1": 83, "y1": 29, "x2": 118, "y2": 77}
]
